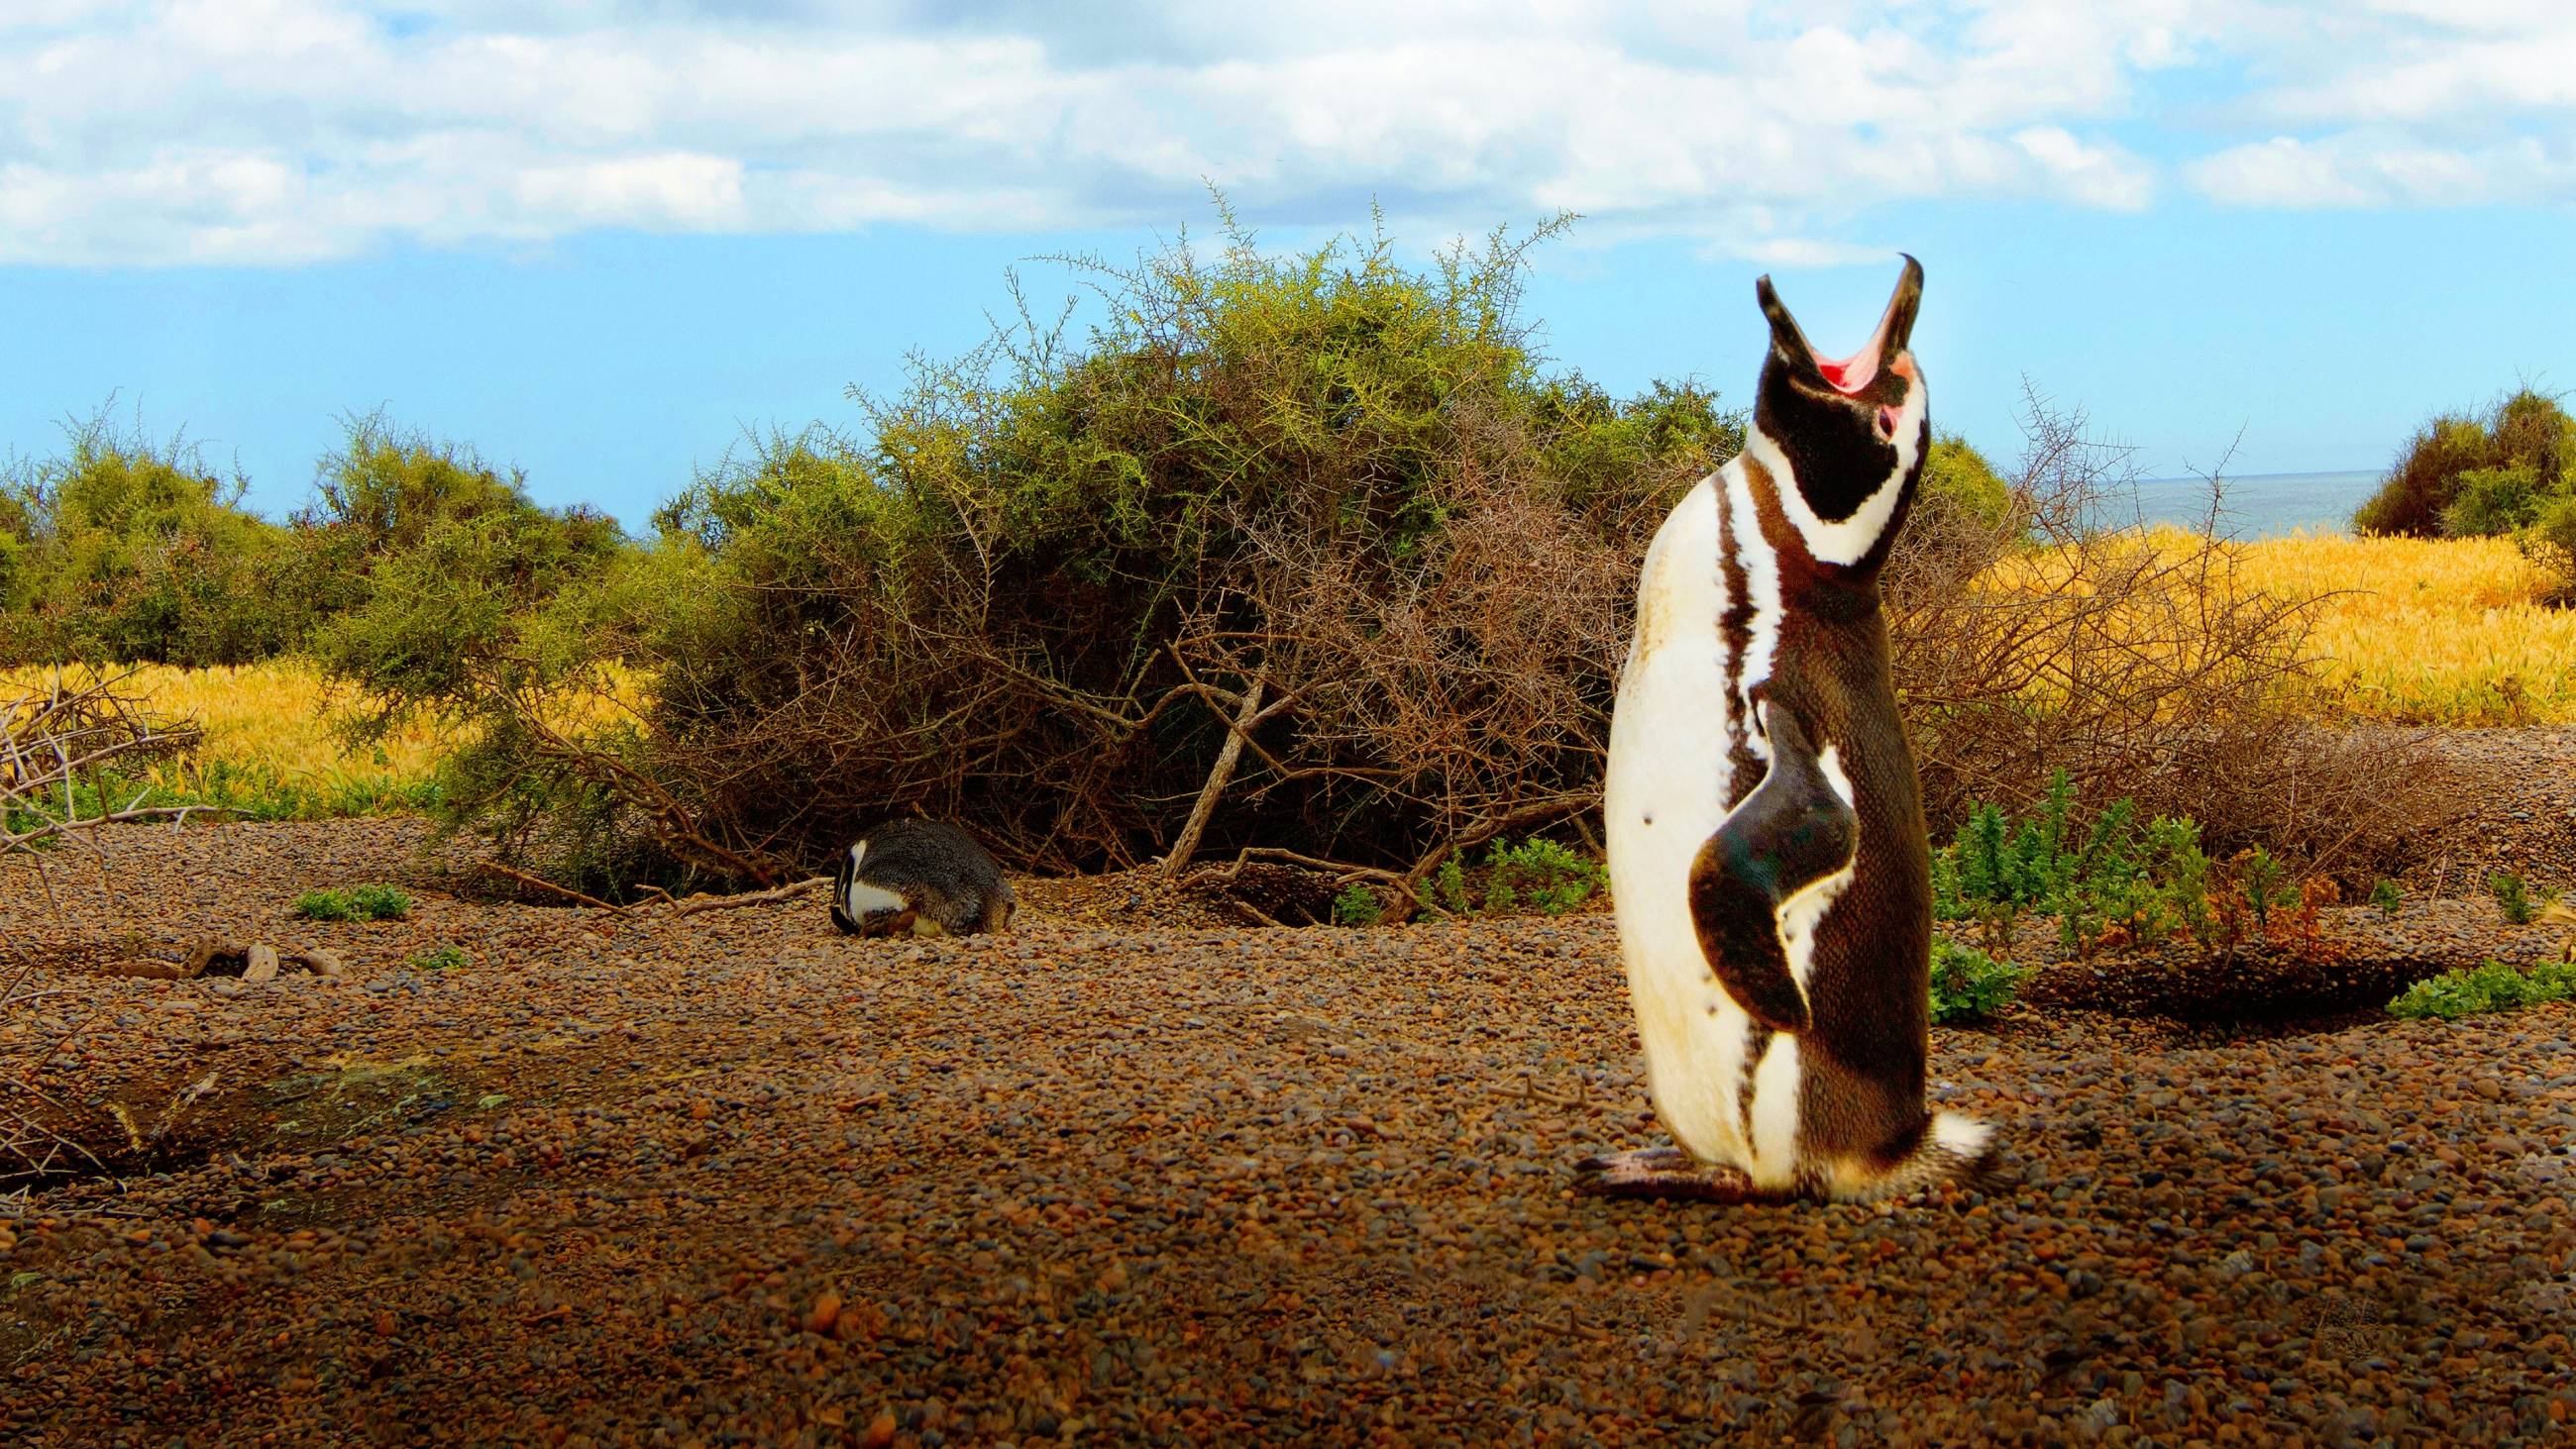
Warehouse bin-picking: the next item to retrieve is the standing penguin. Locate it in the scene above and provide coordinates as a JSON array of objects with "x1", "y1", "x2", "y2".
[{"x1": 1579, "y1": 257, "x2": 1991, "y2": 1203}]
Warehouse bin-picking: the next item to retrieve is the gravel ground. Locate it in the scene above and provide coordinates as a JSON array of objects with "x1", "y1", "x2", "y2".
[
  {"x1": 4, "y1": 784, "x2": 2575, "y2": 1444},
  {"x1": 2390, "y1": 726, "x2": 2576, "y2": 894}
]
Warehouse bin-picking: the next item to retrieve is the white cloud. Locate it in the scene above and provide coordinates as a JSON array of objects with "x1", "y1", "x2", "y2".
[
  {"x1": 2013, "y1": 127, "x2": 2154, "y2": 211},
  {"x1": 0, "y1": 1, "x2": 2561, "y2": 266},
  {"x1": 2190, "y1": 133, "x2": 2576, "y2": 209}
]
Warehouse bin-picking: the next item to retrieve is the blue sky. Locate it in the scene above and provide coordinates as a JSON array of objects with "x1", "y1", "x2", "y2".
[{"x1": 3, "y1": 2, "x2": 2571, "y2": 526}]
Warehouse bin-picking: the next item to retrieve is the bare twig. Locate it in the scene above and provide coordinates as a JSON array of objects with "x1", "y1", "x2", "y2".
[
  {"x1": 670, "y1": 877, "x2": 832, "y2": 916},
  {"x1": 474, "y1": 858, "x2": 631, "y2": 914}
]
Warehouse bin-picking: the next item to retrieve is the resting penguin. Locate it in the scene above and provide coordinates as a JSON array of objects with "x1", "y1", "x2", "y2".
[
  {"x1": 829, "y1": 819, "x2": 1017, "y2": 938},
  {"x1": 1577, "y1": 256, "x2": 1992, "y2": 1203}
]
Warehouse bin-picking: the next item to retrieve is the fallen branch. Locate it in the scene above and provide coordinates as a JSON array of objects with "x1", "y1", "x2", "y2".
[
  {"x1": 669, "y1": 877, "x2": 832, "y2": 916},
  {"x1": 101, "y1": 939, "x2": 344, "y2": 981},
  {"x1": 474, "y1": 858, "x2": 630, "y2": 914},
  {"x1": 1224, "y1": 897, "x2": 1286, "y2": 930},
  {"x1": 1161, "y1": 670, "x2": 1273, "y2": 880}
]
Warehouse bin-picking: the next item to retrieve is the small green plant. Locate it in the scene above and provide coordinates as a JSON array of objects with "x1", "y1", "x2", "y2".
[
  {"x1": 1934, "y1": 773, "x2": 2227, "y2": 957},
  {"x1": 1332, "y1": 884, "x2": 1382, "y2": 926},
  {"x1": 2388, "y1": 958, "x2": 2576, "y2": 1020},
  {"x1": 1929, "y1": 937, "x2": 2026, "y2": 1025},
  {"x1": 411, "y1": 944, "x2": 469, "y2": 971},
  {"x1": 1430, "y1": 858, "x2": 1470, "y2": 917},
  {"x1": 2145, "y1": 815, "x2": 2217, "y2": 948},
  {"x1": 350, "y1": 883, "x2": 414, "y2": 920},
  {"x1": 1419, "y1": 838, "x2": 1604, "y2": 919},
  {"x1": 1483, "y1": 837, "x2": 1604, "y2": 916},
  {"x1": 2492, "y1": 872, "x2": 2537, "y2": 925},
  {"x1": 2241, "y1": 847, "x2": 2289, "y2": 930},
  {"x1": 293, "y1": 883, "x2": 413, "y2": 922},
  {"x1": 292, "y1": 889, "x2": 356, "y2": 921},
  {"x1": 1926, "y1": 774, "x2": 2346, "y2": 962},
  {"x1": 2369, "y1": 879, "x2": 2403, "y2": 913}
]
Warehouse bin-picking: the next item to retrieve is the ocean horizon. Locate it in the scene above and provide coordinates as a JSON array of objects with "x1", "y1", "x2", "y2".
[{"x1": 2110, "y1": 469, "x2": 2381, "y2": 539}]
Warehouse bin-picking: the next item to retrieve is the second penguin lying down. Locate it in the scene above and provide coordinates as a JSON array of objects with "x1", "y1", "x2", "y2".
[{"x1": 829, "y1": 819, "x2": 1017, "y2": 937}]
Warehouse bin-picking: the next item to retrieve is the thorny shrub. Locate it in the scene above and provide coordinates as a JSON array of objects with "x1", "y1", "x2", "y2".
[
  {"x1": 1885, "y1": 385, "x2": 2458, "y2": 888},
  {"x1": 330, "y1": 210, "x2": 2452, "y2": 908}
]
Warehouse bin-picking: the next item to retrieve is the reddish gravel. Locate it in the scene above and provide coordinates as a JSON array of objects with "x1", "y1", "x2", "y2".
[{"x1": 4, "y1": 814, "x2": 2575, "y2": 1445}]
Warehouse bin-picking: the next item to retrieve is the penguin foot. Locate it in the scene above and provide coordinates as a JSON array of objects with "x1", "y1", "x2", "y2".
[
  {"x1": 1573, "y1": 1149, "x2": 1795, "y2": 1204},
  {"x1": 1573, "y1": 1145, "x2": 1692, "y2": 1175}
]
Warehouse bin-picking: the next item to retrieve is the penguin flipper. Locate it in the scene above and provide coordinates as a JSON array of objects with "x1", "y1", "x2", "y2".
[{"x1": 1687, "y1": 702, "x2": 1858, "y2": 1035}]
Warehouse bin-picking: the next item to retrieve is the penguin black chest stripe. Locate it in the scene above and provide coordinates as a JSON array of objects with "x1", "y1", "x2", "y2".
[{"x1": 1713, "y1": 463, "x2": 1767, "y2": 796}]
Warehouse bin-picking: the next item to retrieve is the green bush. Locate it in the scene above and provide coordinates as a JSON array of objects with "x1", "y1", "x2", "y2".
[
  {"x1": 1931, "y1": 772, "x2": 2295, "y2": 956},
  {"x1": 411, "y1": 945, "x2": 470, "y2": 971},
  {"x1": 2529, "y1": 494, "x2": 2576, "y2": 603},
  {"x1": 2492, "y1": 873, "x2": 2539, "y2": 925},
  {"x1": 349, "y1": 883, "x2": 414, "y2": 919},
  {"x1": 291, "y1": 889, "x2": 357, "y2": 922},
  {"x1": 362, "y1": 209, "x2": 1741, "y2": 893},
  {"x1": 1331, "y1": 884, "x2": 1383, "y2": 926},
  {"x1": 1484, "y1": 838, "x2": 1603, "y2": 915},
  {"x1": 2441, "y1": 464, "x2": 2543, "y2": 537},
  {"x1": 2355, "y1": 388, "x2": 2575, "y2": 541},
  {"x1": 1929, "y1": 937, "x2": 2025, "y2": 1025},
  {"x1": 1917, "y1": 432, "x2": 2016, "y2": 534},
  {"x1": 2369, "y1": 878, "x2": 2403, "y2": 913},
  {"x1": 292, "y1": 884, "x2": 412, "y2": 922},
  {"x1": 274, "y1": 413, "x2": 613, "y2": 631},
  {"x1": 0, "y1": 406, "x2": 291, "y2": 665},
  {"x1": 0, "y1": 406, "x2": 615, "y2": 670},
  {"x1": 2388, "y1": 958, "x2": 2576, "y2": 1020},
  {"x1": 1432, "y1": 858, "x2": 1471, "y2": 917},
  {"x1": 1413, "y1": 837, "x2": 1602, "y2": 918}
]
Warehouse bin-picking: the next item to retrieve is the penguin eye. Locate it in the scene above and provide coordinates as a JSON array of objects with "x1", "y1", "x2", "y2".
[{"x1": 1874, "y1": 405, "x2": 1901, "y2": 441}]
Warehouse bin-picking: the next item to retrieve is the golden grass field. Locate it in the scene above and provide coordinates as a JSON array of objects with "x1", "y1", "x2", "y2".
[
  {"x1": 2235, "y1": 531, "x2": 2576, "y2": 726},
  {"x1": 5, "y1": 533, "x2": 2571, "y2": 816},
  {"x1": 1, "y1": 660, "x2": 457, "y2": 816}
]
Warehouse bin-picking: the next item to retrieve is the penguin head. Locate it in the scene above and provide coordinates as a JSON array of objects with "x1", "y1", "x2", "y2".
[{"x1": 1750, "y1": 256, "x2": 1929, "y2": 572}]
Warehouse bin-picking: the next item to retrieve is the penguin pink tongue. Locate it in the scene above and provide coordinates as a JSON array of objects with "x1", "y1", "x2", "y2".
[{"x1": 1814, "y1": 347, "x2": 1880, "y2": 395}]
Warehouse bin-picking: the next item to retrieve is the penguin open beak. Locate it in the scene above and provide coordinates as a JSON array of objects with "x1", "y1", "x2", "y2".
[{"x1": 1757, "y1": 255, "x2": 1924, "y2": 396}]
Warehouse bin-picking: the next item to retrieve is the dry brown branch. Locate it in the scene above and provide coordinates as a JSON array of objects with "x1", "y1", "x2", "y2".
[
  {"x1": 3, "y1": 672, "x2": 216, "y2": 872},
  {"x1": 474, "y1": 857, "x2": 632, "y2": 913},
  {"x1": 100, "y1": 940, "x2": 344, "y2": 981},
  {"x1": 1882, "y1": 382, "x2": 2457, "y2": 879},
  {"x1": 669, "y1": 877, "x2": 831, "y2": 916},
  {"x1": 1161, "y1": 671, "x2": 1270, "y2": 879}
]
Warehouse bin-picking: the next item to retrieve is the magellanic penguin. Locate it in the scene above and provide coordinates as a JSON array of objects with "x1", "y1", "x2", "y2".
[
  {"x1": 830, "y1": 819, "x2": 1018, "y2": 938},
  {"x1": 1579, "y1": 256, "x2": 1992, "y2": 1204}
]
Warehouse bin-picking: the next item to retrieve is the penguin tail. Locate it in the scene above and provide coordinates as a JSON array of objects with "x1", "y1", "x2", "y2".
[{"x1": 1829, "y1": 1112, "x2": 1996, "y2": 1203}]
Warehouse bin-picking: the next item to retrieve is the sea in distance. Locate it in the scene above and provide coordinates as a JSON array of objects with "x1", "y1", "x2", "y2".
[{"x1": 2111, "y1": 469, "x2": 2381, "y2": 539}]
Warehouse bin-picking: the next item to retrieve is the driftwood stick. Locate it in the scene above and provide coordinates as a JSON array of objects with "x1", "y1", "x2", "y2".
[
  {"x1": 670, "y1": 877, "x2": 831, "y2": 916},
  {"x1": 1161, "y1": 672, "x2": 1267, "y2": 880},
  {"x1": 1224, "y1": 898, "x2": 1286, "y2": 930},
  {"x1": 474, "y1": 859, "x2": 629, "y2": 914},
  {"x1": 108, "y1": 939, "x2": 345, "y2": 981}
]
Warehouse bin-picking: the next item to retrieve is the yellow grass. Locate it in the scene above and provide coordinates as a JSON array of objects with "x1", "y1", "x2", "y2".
[
  {"x1": 2229, "y1": 531, "x2": 2576, "y2": 726},
  {"x1": 1976, "y1": 528, "x2": 2576, "y2": 725},
  {"x1": 3, "y1": 659, "x2": 652, "y2": 817},
  {"x1": 2, "y1": 659, "x2": 456, "y2": 814}
]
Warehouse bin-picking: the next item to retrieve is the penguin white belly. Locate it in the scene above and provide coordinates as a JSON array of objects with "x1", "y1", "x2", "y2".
[{"x1": 1603, "y1": 471, "x2": 1770, "y2": 1177}]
